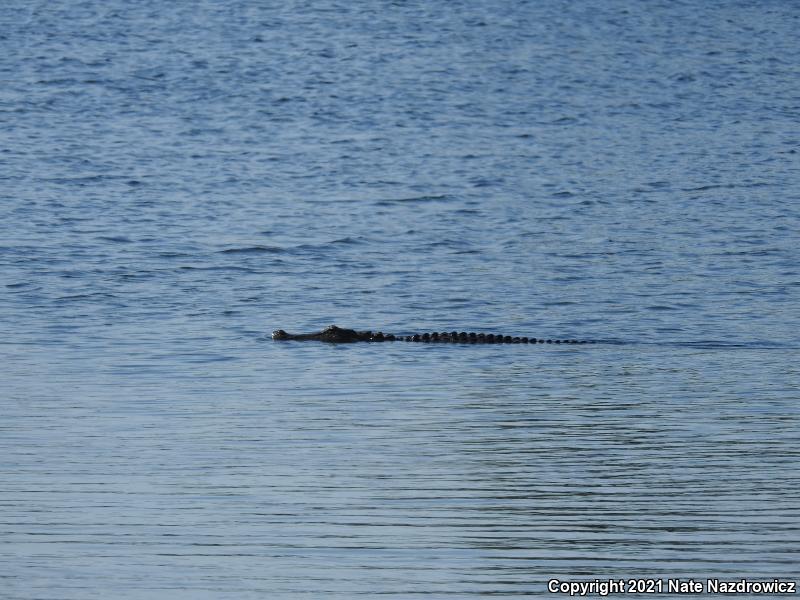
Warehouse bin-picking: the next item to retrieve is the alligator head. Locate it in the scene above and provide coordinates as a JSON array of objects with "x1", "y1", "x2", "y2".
[{"x1": 272, "y1": 325, "x2": 373, "y2": 343}]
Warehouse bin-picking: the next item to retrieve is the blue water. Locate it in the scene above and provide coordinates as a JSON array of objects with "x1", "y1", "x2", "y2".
[{"x1": 2, "y1": 1, "x2": 799, "y2": 598}]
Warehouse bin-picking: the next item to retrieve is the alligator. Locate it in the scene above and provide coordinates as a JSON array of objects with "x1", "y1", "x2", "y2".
[{"x1": 272, "y1": 325, "x2": 595, "y2": 344}]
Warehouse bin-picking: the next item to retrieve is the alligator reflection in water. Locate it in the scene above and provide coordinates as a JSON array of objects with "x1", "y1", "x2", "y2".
[{"x1": 272, "y1": 325, "x2": 595, "y2": 344}]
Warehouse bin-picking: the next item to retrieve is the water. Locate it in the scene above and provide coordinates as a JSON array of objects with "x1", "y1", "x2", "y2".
[{"x1": 2, "y1": 1, "x2": 799, "y2": 597}]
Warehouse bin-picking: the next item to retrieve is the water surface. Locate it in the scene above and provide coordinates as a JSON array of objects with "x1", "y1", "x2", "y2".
[{"x1": 2, "y1": 1, "x2": 799, "y2": 597}]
